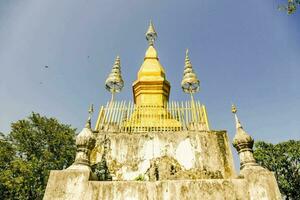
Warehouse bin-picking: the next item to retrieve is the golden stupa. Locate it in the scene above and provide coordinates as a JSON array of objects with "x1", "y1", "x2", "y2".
[{"x1": 95, "y1": 21, "x2": 209, "y2": 132}]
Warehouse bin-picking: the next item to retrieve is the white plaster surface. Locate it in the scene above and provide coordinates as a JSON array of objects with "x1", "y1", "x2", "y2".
[
  {"x1": 91, "y1": 131, "x2": 237, "y2": 180},
  {"x1": 175, "y1": 138, "x2": 195, "y2": 170}
]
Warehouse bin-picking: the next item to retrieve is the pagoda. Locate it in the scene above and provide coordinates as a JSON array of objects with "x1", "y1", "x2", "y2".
[{"x1": 44, "y1": 21, "x2": 281, "y2": 200}]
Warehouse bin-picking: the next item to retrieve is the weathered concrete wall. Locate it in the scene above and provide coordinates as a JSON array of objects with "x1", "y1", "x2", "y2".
[
  {"x1": 84, "y1": 179, "x2": 248, "y2": 200},
  {"x1": 241, "y1": 167, "x2": 282, "y2": 200},
  {"x1": 44, "y1": 168, "x2": 282, "y2": 200},
  {"x1": 44, "y1": 170, "x2": 247, "y2": 200},
  {"x1": 90, "y1": 130, "x2": 236, "y2": 181},
  {"x1": 43, "y1": 170, "x2": 90, "y2": 200},
  {"x1": 44, "y1": 171, "x2": 281, "y2": 200},
  {"x1": 44, "y1": 130, "x2": 281, "y2": 200}
]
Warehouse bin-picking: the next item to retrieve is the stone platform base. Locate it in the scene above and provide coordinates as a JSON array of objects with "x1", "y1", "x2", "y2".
[{"x1": 43, "y1": 167, "x2": 281, "y2": 200}]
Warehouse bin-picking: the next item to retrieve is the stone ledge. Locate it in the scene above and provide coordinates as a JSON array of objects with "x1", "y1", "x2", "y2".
[
  {"x1": 44, "y1": 168, "x2": 281, "y2": 200},
  {"x1": 85, "y1": 179, "x2": 248, "y2": 200}
]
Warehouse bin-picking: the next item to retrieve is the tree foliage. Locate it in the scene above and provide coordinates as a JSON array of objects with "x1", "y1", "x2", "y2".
[
  {"x1": 0, "y1": 113, "x2": 76, "y2": 200},
  {"x1": 279, "y1": 0, "x2": 300, "y2": 14},
  {"x1": 254, "y1": 140, "x2": 300, "y2": 200}
]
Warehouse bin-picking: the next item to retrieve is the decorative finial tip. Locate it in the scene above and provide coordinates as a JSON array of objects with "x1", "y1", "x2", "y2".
[
  {"x1": 146, "y1": 20, "x2": 157, "y2": 46},
  {"x1": 85, "y1": 104, "x2": 94, "y2": 128},
  {"x1": 232, "y1": 104, "x2": 237, "y2": 114},
  {"x1": 185, "y1": 49, "x2": 191, "y2": 63},
  {"x1": 232, "y1": 104, "x2": 243, "y2": 130},
  {"x1": 115, "y1": 55, "x2": 120, "y2": 63},
  {"x1": 89, "y1": 104, "x2": 94, "y2": 115}
]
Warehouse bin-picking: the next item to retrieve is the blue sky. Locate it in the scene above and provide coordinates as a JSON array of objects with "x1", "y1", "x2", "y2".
[{"x1": 0, "y1": 0, "x2": 299, "y2": 146}]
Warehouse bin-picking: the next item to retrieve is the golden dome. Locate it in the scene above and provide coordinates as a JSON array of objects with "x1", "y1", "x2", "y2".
[{"x1": 137, "y1": 46, "x2": 166, "y2": 81}]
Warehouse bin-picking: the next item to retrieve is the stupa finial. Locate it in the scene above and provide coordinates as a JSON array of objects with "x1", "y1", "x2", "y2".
[
  {"x1": 69, "y1": 103, "x2": 96, "y2": 169},
  {"x1": 181, "y1": 49, "x2": 200, "y2": 94},
  {"x1": 181, "y1": 49, "x2": 201, "y2": 122},
  {"x1": 231, "y1": 104, "x2": 237, "y2": 113},
  {"x1": 232, "y1": 104, "x2": 258, "y2": 169},
  {"x1": 146, "y1": 20, "x2": 157, "y2": 46},
  {"x1": 105, "y1": 56, "x2": 124, "y2": 104},
  {"x1": 232, "y1": 104, "x2": 242, "y2": 129},
  {"x1": 185, "y1": 49, "x2": 190, "y2": 64},
  {"x1": 85, "y1": 104, "x2": 94, "y2": 128}
]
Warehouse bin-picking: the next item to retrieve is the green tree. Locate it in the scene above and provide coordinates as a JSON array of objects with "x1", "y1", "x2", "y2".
[
  {"x1": 254, "y1": 140, "x2": 300, "y2": 200},
  {"x1": 279, "y1": 0, "x2": 300, "y2": 14},
  {"x1": 0, "y1": 113, "x2": 76, "y2": 200},
  {"x1": 0, "y1": 132, "x2": 16, "y2": 198}
]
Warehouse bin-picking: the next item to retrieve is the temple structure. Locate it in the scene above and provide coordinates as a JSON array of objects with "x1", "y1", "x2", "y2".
[{"x1": 43, "y1": 22, "x2": 281, "y2": 200}]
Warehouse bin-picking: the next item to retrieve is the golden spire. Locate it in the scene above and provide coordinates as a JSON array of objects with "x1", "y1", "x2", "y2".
[
  {"x1": 132, "y1": 21, "x2": 170, "y2": 106},
  {"x1": 105, "y1": 56, "x2": 124, "y2": 104},
  {"x1": 181, "y1": 49, "x2": 200, "y2": 94},
  {"x1": 145, "y1": 20, "x2": 157, "y2": 46}
]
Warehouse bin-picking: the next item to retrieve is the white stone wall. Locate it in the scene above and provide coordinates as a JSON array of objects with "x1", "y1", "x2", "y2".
[
  {"x1": 91, "y1": 130, "x2": 236, "y2": 180},
  {"x1": 44, "y1": 169, "x2": 281, "y2": 200}
]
